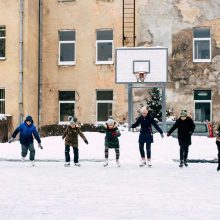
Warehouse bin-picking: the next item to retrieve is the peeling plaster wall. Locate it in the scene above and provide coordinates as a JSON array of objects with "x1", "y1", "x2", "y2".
[{"x1": 136, "y1": 0, "x2": 220, "y2": 121}]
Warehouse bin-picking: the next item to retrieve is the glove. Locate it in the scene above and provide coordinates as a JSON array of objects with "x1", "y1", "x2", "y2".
[
  {"x1": 160, "y1": 133, "x2": 164, "y2": 138},
  {"x1": 38, "y1": 143, "x2": 43, "y2": 149},
  {"x1": 167, "y1": 133, "x2": 170, "y2": 137},
  {"x1": 189, "y1": 131, "x2": 193, "y2": 135},
  {"x1": 84, "y1": 140, "x2": 88, "y2": 145},
  {"x1": 8, "y1": 137, "x2": 14, "y2": 143}
]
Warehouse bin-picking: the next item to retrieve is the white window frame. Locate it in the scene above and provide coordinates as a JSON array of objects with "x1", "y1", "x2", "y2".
[
  {"x1": 96, "y1": 30, "x2": 113, "y2": 65},
  {"x1": 0, "y1": 26, "x2": 6, "y2": 60},
  {"x1": 58, "y1": 30, "x2": 76, "y2": 66},
  {"x1": 194, "y1": 100, "x2": 212, "y2": 122},
  {"x1": 59, "y1": 100, "x2": 75, "y2": 124},
  {"x1": 0, "y1": 88, "x2": 5, "y2": 114},
  {"x1": 193, "y1": 30, "x2": 211, "y2": 63},
  {"x1": 96, "y1": 100, "x2": 113, "y2": 123}
]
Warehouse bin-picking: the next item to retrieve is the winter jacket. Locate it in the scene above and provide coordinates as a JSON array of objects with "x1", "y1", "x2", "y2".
[
  {"x1": 167, "y1": 117, "x2": 195, "y2": 146},
  {"x1": 131, "y1": 115, "x2": 163, "y2": 144},
  {"x1": 12, "y1": 121, "x2": 41, "y2": 146},
  {"x1": 62, "y1": 125, "x2": 87, "y2": 147},
  {"x1": 103, "y1": 123, "x2": 121, "y2": 149}
]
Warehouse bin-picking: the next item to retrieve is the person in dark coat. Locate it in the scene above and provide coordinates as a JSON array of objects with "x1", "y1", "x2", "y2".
[
  {"x1": 8, "y1": 115, "x2": 43, "y2": 166},
  {"x1": 131, "y1": 106, "x2": 164, "y2": 167},
  {"x1": 102, "y1": 118, "x2": 121, "y2": 167},
  {"x1": 167, "y1": 110, "x2": 195, "y2": 167},
  {"x1": 214, "y1": 122, "x2": 220, "y2": 171},
  {"x1": 62, "y1": 117, "x2": 88, "y2": 167}
]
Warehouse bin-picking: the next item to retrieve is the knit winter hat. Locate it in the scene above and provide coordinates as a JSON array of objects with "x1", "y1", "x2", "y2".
[
  {"x1": 106, "y1": 118, "x2": 115, "y2": 126},
  {"x1": 25, "y1": 115, "x2": 33, "y2": 122},
  {"x1": 140, "y1": 106, "x2": 148, "y2": 114},
  {"x1": 180, "y1": 110, "x2": 187, "y2": 117},
  {"x1": 68, "y1": 116, "x2": 78, "y2": 125}
]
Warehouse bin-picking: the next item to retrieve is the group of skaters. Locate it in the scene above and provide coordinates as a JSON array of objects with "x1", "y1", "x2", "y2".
[{"x1": 8, "y1": 106, "x2": 220, "y2": 171}]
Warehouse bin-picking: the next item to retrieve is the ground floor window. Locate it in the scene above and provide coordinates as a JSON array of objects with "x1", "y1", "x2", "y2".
[
  {"x1": 59, "y1": 91, "x2": 75, "y2": 123},
  {"x1": 0, "y1": 88, "x2": 5, "y2": 114},
  {"x1": 194, "y1": 90, "x2": 211, "y2": 121},
  {"x1": 96, "y1": 90, "x2": 113, "y2": 122}
]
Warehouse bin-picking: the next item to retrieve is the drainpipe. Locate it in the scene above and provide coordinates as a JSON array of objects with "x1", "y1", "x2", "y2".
[
  {"x1": 19, "y1": 0, "x2": 24, "y2": 124},
  {"x1": 38, "y1": 0, "x2": 43, "y2": 129}
]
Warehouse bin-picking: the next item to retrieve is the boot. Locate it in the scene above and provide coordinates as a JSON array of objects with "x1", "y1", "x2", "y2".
[
  {"x1": 31, "y1": 160, "x2": 35, "y2": 167},
  {"x1": 103, "y1": 159, "x2": 108, "y2": 167},
  {"x1": 139, "y1": 158, "x2": 146, "y2": 167},
  {"x1": 184, "y1": 159, "x2": 188, "y2": 167},
  {"x1": 217, "y1": 164, "x2": 220, "y2": 171},
  {"x1": 179, "y1": 160, "x2": 184, "y2": 168},
  {"x1": 147, "y1": 159, "x2": 152, "y2": 167},
  {"x1": 64, "y1": 162, "x2": 70, "y2": 167},
  {"x1": 116, "y1": 159, "x2": 121, "y2": 167}
]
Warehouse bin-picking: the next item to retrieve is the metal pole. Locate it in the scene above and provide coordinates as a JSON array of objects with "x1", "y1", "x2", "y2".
[
  {"x1": 38, "y1": 0, "x2": 43, "y2": 129},
  {"x1": 19, "y1": 0, "x2": 24, "y2": 124},
  {"x1": 128, "y1": 83, "x2": 133, "y2": 131},
  {"x1": 162, "y1": 85, "x2": 166, "y2": 132}
]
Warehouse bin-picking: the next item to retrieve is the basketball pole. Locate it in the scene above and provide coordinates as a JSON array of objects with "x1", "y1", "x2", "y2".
[{"x1": 128, "y1": 83, "x2": 133, "y2": 131}]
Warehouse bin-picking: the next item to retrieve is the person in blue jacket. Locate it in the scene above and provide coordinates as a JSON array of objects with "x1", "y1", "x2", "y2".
[
  {"x1": 131, "y1": 106, "x2": 164, "y2": 167},
  {"x1": 9, "y1": 115, "x2": 43, "y2": 166}
]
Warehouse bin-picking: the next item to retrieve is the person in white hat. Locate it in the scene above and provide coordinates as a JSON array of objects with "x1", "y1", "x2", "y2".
[
  {"x1": 131, "y1": 106, "x2": 164, "y2": 167},
  {"x1": 102, "y1": 117, "x2": 121, "y2": 167}
]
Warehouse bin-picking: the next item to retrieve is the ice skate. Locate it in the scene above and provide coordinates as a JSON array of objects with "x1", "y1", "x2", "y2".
[
  {"x1": 147, "y1": 159, "x2": 152, "y2": 167},
  {"x1": 103, "y1": 159, "x2": 108, "y2": 167},
  {"x1": 179, "y1": 160, "x2": 184, "y2": 168},
  {"x1": 74, "y1": 163, "x2": 81, "y2": 167},
  {"x1": 184, "y1": 160, "x2": 188, "y2": 167},
  {"x1": 21, "y1": 157, "x2": 25, "y2": 162},
  {"x1": 64, "y1": 162, "x2": 70, "y2": 167},
  {"x1": 31, "y1": 161, "x2": 35, "y2": 167},
  {"x1": 116, "y1": 159, "x2": 121, "y2": 167},
  {"x1": 139, "y1": 159, "x2": 146, "y2": 167}
]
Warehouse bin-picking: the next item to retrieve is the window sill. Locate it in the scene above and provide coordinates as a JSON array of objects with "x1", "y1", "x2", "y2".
[
  {"x1": 0, "y1": 57, "x2": 6, "y2": 61},
  {"x1": 58, "y1": 62, "x2": 76, "y2": 66},
  {"x1": 96, "y1": 61, "x2": 114, "y2": 65},
  {"x1": 193, "y1": 59, "x2": 211, "y2": 63}
]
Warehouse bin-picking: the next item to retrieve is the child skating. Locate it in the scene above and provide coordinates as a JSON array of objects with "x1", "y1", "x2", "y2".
[
  {"x1": 102, "y1": 118, "x2": 121, "y2": 167},
  {"x1": 62, "y1": 117, "x2": 88, "y2": 167}
]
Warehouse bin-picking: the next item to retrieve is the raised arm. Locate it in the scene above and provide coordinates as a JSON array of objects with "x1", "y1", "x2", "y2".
[{"x1": 131, "y1": 117, "x2": 141, "y2": 128}]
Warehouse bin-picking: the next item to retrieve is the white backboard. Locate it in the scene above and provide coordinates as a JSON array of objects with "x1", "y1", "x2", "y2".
[{"x1": 115, "y1": 47, "x2": 168, "y2": 83}]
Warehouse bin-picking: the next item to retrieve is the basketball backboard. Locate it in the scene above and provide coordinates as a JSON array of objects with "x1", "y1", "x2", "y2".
[{"x1": 115, "y1": 47, "x2": 168, "y2": 84}]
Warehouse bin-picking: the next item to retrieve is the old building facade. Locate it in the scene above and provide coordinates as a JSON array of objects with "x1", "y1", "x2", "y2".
[{"x1": 0, "y1": 0, "x2": 220, "y2": 130}]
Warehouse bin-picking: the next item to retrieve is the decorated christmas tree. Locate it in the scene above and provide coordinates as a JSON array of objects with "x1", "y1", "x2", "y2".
[{"x1": 146, "y1": 88, "x2": 162, "y2": 121}]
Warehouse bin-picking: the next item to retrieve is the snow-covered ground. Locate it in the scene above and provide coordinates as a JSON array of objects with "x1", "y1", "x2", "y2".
[{"x1": 0, "y1": 130, "x2": 219, "y2": 220}]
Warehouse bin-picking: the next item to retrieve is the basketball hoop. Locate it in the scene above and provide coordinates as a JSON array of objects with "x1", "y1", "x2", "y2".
[{"x1": 134, "y1": 71, "x2": 148, "y2": 83}]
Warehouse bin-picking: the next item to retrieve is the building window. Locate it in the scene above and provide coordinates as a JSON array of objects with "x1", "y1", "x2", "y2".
[
  {"x1": 59, "y1": 91, "x2": 75, "y2": 123},
  {"x1": 96, "y1": 90, "x2": 113, "y2": 122},
  {"x1": 58, "y1": 30, "x2": 75, "y2": 65},
  {"x1": 0, "y1": 89, "x2": 5, "y2": 114},
  {"x1": 96, "y1": 29, "x2": 113, "y2": 64},
  {"x1": 194, "y1": 90, "x2": 211, "y2": 121},
  {"x1": 0, "y1": 26, "x2": 6, "y2": 59},
  {"x1": 193, "y1": 27, "x2": 211, "y2": 62}
]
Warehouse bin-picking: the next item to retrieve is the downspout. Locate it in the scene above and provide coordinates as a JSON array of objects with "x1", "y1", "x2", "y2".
[
  {"x1": 19, "y1": 0, "x2": 24, "y2": 124},
  {"x1": 38, "y1": 0, "x2": 43, "y2": 129}
]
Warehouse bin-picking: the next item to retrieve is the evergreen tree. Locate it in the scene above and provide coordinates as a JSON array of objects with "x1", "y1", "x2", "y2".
[{"x1": 146, "y1": 88, "x2": 162, "y2": 121}]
